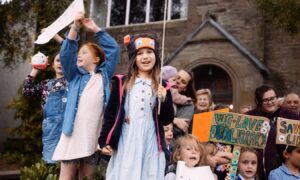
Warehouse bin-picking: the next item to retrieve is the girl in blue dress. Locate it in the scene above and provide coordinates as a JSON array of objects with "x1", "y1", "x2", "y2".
[{"x1": 99, "y1": 33, "x2": 174, "y2": 180}]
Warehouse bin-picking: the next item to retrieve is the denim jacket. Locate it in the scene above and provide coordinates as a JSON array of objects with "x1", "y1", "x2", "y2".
[{"x1": 60, "y1": 30, "x2": 120, "y2": 136}]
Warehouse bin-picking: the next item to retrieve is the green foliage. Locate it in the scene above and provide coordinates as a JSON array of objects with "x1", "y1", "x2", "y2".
[
  {"x1": 1, "y1": 0, "x2": 91, "y2": 169},
  {"x1": 1, "y1": 0, "x2": 75, "y2": 167},
  {"x1": 0, "y1": 152, "x2": 27, "y2": 166},
  {"x1": 5, "y1": 85, "x2": 43, "y2": 163},
  {"x1": 19, "y1": 158, "x2": 108, "y2": 179},
  {"x1": 92, "y1": 159, "x2": 108, "y2": 180},
  {"x1": 0, "y1": 0, "x2": 34, "y2": 68},
  {"x1": 255, "y1": 0, "x2": 300, "y2": 35},
  {"x1": 0, "y1": 0, "x2": 73, "y2": 68},
  {"x1": 20, "y1": 160, "x2": 59, "y2": 180}
]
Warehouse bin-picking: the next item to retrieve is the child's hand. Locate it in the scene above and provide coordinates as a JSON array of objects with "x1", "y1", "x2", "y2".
[
  {"x1": 173, "y1": 118, "x2": 189, "y2": 132},
  {"x1": 82, "y1": 18, "x2": 101, "y2": 33},
  {"x1": 101, "y1": 145, "x2": 113, "y2": 156},
  {"x1": 157, "y1": 85, "x2": 167, "y2": 102},
  {"x1": 73, "y1": 11, "x2": 85, "y2": 28},
  {"x1": 214, "y1": 151, "x2": 233, "y2": 165},
  {"x1": 29, "y1": 67, "x2": 40, "y2": 77}
]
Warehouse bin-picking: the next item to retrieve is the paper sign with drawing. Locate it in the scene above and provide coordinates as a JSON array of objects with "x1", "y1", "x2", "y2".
[
  {"x1": 209, "y1": 112, "x2": 270, "y2": 149},
  {"x1": 276, "y1": 117, "x2": 300, "y2": 147}
]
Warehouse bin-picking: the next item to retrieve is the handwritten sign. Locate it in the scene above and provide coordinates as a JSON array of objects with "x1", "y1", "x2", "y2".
[
  {"x1": 209, "y1": 112, "x2": 270, "y2": 149},
  {"x1": 192, "y1": 108, "x2": 229, "y2": 142},
  {"x1": 176, "y1": 161, "x2": 215, "y2": 180},
  {"x1": 35, "y1": 0, "x2": 84, "y2": 44},
  {"x1": 276, "y1": 117, "x2": 300, "y2": 147}
]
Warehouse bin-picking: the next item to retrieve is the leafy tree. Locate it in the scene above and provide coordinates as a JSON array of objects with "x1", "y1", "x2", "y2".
[
  {"x1": 0, "y1": 0, "x2": 76, "y2": 68},
  {"x1": 255, "y1": 0, "x2": 300, "y2": 35},
  {"x1": 0, "y1": 0, "x2": 76, "y2": 165}
]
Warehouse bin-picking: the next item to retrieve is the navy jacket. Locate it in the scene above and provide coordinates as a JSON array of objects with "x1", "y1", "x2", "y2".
[{"x1": 98, "y1": 75, "x2": 174, "y2": 153}]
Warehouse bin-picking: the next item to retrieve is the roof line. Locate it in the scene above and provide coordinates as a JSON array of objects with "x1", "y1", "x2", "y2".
[{"x1": 165, "y1": 17, "x2": 270, "y2": 75}]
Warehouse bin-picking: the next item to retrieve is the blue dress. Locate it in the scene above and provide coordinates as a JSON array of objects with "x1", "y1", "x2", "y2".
[{"x1": 106, "y1": 77, "x2": 166, "y2": 180}]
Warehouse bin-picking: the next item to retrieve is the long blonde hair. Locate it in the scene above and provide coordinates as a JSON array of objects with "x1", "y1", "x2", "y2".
[
  {"x1": 201, "y1": 142, "x2": 218, "y2": 169},
  {"x1": 172, "y1": 134, "x2": 204, "y2": 167}
]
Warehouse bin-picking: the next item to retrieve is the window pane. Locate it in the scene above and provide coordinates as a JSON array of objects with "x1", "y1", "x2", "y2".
[
  {"x1": 129, "y1": 0, "x2": 146, "y2": 24},
  {"x1": 150, "y1": 0, "x2": 164, "y2": 22},
  {"x1": 149, "y1": 0, "x2": 186, "y2": 22},
  {"x1": 110, "y1": 0, "x2": 126, "y2": 26},
  {"x1": 171, "y1": 0, "x2": 186, "y2": 20}
]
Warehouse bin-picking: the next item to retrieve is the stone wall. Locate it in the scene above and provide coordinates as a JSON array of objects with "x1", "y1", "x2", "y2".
[
  {"x1": 264, "y1": 24, "x2": 300, "y2": 96},
  {"x1": 101, "y1": 0, "x2": 300, "y2": 106}
]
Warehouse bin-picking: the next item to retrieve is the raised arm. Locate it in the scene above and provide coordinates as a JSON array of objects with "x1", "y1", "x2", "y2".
[
  {"x1": 23, "y1": 68, "x2": 45, "y2": 97},
  {"x1": 60, "y1": 12, "x2": 84, "y2": 81},
  {"x1": 82, "y1": 18, "x2": 120, "y2": 78}
]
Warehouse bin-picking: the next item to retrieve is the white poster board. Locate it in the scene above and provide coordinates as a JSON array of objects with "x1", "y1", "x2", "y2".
[
  {"x1": 35, "y1": 0, "x2": 84, "y2": 44},
  {"x1": 176, "y1": 161, "x2": 215, "y2": 180}
]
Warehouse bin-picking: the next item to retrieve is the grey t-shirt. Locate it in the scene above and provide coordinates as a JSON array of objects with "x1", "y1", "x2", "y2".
[{"x1": 175, "y1": 103, "x2": 195, "y2": 123}]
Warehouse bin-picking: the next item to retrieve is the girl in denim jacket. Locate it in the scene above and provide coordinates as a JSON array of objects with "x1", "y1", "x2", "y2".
[{"x1": 52, "y1": 12, "x2": 119, "y2": 179}]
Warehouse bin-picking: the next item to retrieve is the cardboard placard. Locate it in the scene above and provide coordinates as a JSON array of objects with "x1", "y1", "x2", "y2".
[
  {"x1": 209, "y1": 112, "x2": 270, "y2": 149},
  {"x1": 192, "y1": 108, "x2": 229, "y2": 142},
  {"x1": 276, "y1": 117, "x2": 300, "y2": 147}
]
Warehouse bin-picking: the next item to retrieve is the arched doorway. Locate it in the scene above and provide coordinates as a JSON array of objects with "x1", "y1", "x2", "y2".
[{"x1": 192, "y1": 65, "x2": 233, "y2": 106}]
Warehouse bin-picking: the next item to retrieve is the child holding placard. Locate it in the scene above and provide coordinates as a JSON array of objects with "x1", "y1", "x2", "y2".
[
  {"x1": 269, "y1": 145, "x2": 300, "y2": 180},
  {"x1": 237, "y1": 147, "x2": 259, "y2": 180},
  {"x1": 165, "y1": 134, "x2": 205, "y2": 180},
  {"x1": 52, "y1": 11, "x2": 119, "y2": 179}
]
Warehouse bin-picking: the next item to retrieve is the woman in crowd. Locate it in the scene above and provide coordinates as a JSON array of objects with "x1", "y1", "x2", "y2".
[
  {"x1": 173, "y1": 69, "x2": 196, "y2": 138},
  {"x1": 246, "y1": 85, "x2": 300, "y2": 179},
  {"x1": 194, "y1": 88, "x2": 214, "y2": 113}
]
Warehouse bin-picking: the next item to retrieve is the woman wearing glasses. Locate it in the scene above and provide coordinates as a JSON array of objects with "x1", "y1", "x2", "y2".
[{"x1": 245, "y1": 85, "x2": 300, "y2": 180}]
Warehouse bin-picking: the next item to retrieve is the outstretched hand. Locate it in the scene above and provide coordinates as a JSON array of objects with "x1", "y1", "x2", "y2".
[
  {"x1": 214, "y1": 151, "x2": 233, "y2": 164},
  {"x1": 29, "y1": 67, "x2": 40, "y2": 77},
  {"x1": 74, "y1": 11, "x2": 85, "y2": 28},
  {"x1": 82, "y1": 18, "x2": 101, "y2": 33},
  {"x1": 101, "y1": 145, "x2": 113, "y2": 156}
]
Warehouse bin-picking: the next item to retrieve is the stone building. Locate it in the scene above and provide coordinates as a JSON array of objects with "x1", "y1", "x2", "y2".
[
  {"x1": 1, "y1": 0, "x2": 300, "y2": 148},
  {"x1": 91, "y1": 0, "x2": 300, "y2": 110}
]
